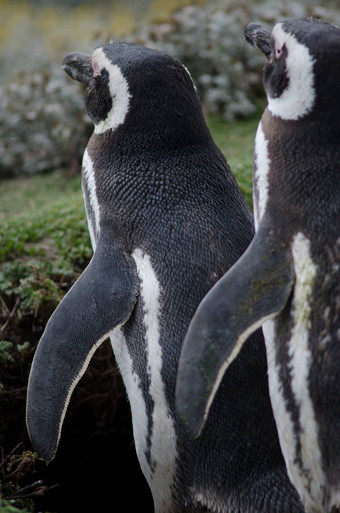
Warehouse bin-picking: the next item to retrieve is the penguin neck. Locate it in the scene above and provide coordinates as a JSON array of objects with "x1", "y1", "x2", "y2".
[
  {"x1": 261, "y1": 108, "x2": 340, "y2": 229},
  {"x1": 88, "y1": 114, "x2": 214, "y2": 156},
  {"x1": 263, "y1": 105, "x2": 338, "y2": 135},
  {"x1": 90, "y1": 90, "x2": 212, "y2": 152}
]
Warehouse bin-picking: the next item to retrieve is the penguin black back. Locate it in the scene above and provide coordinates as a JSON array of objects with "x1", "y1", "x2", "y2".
[{"x1": 26, "y1": 41, "x2": 304, "y2": 512}]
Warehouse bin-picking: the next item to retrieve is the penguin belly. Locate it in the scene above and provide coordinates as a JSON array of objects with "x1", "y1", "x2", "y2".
[{"x1": 111, "y1": 249, "x2": 178, "y2": 513}]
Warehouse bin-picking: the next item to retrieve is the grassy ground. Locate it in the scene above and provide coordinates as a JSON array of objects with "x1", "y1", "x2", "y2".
[
  {"x1": 0, "y1": 112, "x2": 260, "y2": 512},
  {"x1": 0, "y1": 173, "x2": 90, "y2": 267}
]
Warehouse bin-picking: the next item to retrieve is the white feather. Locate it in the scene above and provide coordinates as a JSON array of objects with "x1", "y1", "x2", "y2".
[
  {"x1": 253, "y1": 122, "x2": 271, "y2": 230},
  {"x1": 268, "y1": 23, "x2": 316, "y2": 120},
  {"x1": 91, "y1": 47, "x2": 132, "y2": 134},
  {"x1": 263, "y1": 319, "x2": 300, "y2": 493},
  {"x1": 110, "y1": 329, "x2": 150, "y2": 476},
  {"x1": 82, "y1": 149, "x2": 100, "y2": 249},
  {"x1": 131, "y1": 249, "x2": 177, "y2": 512},
  {"x1": 287, "y1": 232, "x2": 325, "y2": 510}
]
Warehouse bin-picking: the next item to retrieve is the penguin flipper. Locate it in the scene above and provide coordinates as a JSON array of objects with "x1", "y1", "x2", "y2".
[
  {"x1": 176, "y1": 221, "x2": 294, "y2": 437},
  {"x1": 26, "y1": 228, "x2": 139, "y2": 461}
]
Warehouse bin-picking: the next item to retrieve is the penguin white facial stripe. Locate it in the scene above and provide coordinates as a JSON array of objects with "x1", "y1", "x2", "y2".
[
  {"x1": 268, "y1": 23, "x2": 316, "y2": 120},
  {"x1": 254, "y1": 122, "x2": 271, "y2": 230},
  {"x1": 288, "y1": 233, "x2": 325, "y2": 505},
  {"x1": 91, "y1": 48, "x2": 131, "y2": 134},
  {"x1": 82, "y1": 149, "x2": 100, "y2": 248},
  {"x1": 132, "y1": 249, "x2": 177, "y2": 509}
]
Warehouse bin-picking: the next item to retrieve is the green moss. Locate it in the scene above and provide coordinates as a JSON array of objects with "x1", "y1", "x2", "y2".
[
  {"x1": 0, "y1": 493, "x2": 30, "y2": 513},
  {"x1": 0, "y1": 171, "x2": 92, "y2": 410},
  {"x1": 0, "y1": 342, "x2": 14, "y2": 365},
  {"x1": 0, "y1": 173, "x2": 91, "y2": 267},
  {"x1": 0, "y1": 448, "x2": 46, "y2": 513}
]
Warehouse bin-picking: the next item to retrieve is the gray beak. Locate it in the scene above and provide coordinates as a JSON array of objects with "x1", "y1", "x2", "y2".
[
  {"x1": 62, "y1": 52, "x2": 92, "y2": 86},
  {"x1": 244, "y1": 23, "x2": 273, "y2": 60}
]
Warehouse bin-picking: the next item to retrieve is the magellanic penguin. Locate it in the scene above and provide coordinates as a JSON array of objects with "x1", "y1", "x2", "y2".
[
  {"x1": 176, "y1": 17, "x2": 340, "y2": 513},
  {"x1": 26, "y1": 42, "x2": 304, "y2": 512}
]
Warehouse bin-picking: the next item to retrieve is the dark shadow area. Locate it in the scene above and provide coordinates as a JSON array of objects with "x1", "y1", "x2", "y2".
[
  {"x1": 1, "y1": 337, "x2": 153, "y2": 513},
  {"x1": 34, "y1": 391, "x2": 153, "y2": 513}
]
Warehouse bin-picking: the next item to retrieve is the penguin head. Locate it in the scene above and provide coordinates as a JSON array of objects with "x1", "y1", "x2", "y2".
[
  {"x1": 245, "y1": 18, "x2": 340, "y2": 121},
  {"x1": 63, "y1": 42, "x2": 207, "y2": 143}
]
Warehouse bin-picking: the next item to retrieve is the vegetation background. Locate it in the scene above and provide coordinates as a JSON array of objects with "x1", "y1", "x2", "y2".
[{"x1": 0, "y1": 1, "x2": 338, "y2": 512}]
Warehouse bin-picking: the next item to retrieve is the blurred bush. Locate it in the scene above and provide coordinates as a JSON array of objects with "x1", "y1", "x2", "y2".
[
  {"x1": 1, "y1": 0, "x2": 340, "y2": 177},
  {"x1": 0, "y1": 68, "x2": 92, "y2": 178}
]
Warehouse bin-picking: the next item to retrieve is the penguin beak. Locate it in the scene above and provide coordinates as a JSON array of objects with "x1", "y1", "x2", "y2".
[
  {"x1": 244, "y1": 23, "x2": 273, "y2": 60},
  {"x1": 62, "y1": 52, "x2": 93, "y2": 86}
]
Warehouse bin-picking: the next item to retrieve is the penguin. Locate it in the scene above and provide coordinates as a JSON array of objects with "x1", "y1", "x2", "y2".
[
  {"x1": 176, "y1": 17, "x2": 340, "y2": 513},
  {"x1": 26, "y1": 41, "x2": 304, "y2": 512}
]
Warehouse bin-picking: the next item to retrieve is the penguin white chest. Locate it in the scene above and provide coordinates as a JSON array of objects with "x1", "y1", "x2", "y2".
[
  {"x1": 266, "y1": 233, "x2": 326, "y2": 512},
  {"x1": 111, "y1": 249, "x2": 177, "y2": 512}
]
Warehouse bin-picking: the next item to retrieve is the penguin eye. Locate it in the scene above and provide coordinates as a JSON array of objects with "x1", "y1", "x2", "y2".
[
  {"x1": 274, "y1": 43, "x2": 286, "y2": 60},
  {"x1": 275, "y1": 47, "x2": 282, "y2": 59}
]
